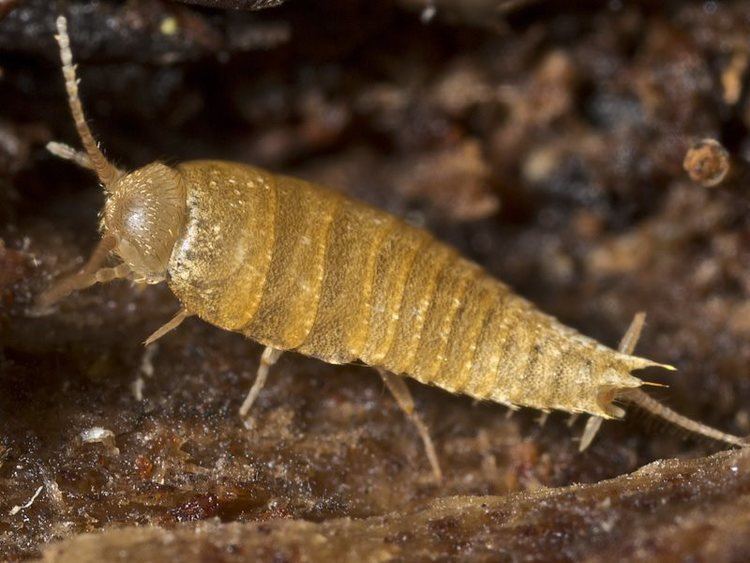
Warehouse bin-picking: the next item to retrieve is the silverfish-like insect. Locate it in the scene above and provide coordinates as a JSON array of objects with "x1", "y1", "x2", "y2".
[{"x1": 38, "y1": 16, "x2": 747, "y2": 482}]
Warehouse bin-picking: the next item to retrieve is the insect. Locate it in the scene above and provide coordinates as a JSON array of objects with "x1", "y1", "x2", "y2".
[{"x1": 39, "y1": 16, "x2": 746, "y2": 482}]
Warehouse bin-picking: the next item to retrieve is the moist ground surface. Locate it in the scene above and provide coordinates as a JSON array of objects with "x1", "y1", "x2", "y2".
[{"x1": 2, "y1": 1, "x2": 750, "y2": 561}]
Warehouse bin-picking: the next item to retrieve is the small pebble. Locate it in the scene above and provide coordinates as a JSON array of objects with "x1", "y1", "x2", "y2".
[
  {"x1": 81, "y1": 427, "x2": 115, "y2": 443},
  {"x1": 683, "y1": 139, "x2": 730, "y2": 188}
]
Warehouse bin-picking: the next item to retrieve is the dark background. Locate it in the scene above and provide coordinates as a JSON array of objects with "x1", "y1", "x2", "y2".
[{"x1": 2, "y1": 1, "x2": 750, "y2": 560}]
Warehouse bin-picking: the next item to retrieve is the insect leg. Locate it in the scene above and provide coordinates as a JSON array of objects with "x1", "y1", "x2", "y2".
[
  {"x1": 377, "y1": 368, "x2": 443, "y2": 483},
  {"x1": 144, "y1": 307, "x2": 192, "y2": 346},
  {"x1": 46, "y1": 141, "x2": 93, "y2": 171},
  {"x1": 579, "y1": 312, "x2": 647, "y2": 452},
  {"x1": 239, "y1": 347, "x2": 283, "y2": 417},
  {"x1": 34, "y1": 236, "x2": 121, "y2": 310},
  {"x1": 536, "y1": 411, "x2": 550, "y2": 426},
  {"x1": 578, "y1": 416, "x2": 603, "y2": 452}
]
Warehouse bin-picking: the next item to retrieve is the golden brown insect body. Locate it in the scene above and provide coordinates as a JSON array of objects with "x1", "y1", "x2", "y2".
[
  {"x1": 165, "y1": 160, "x2": 653, "y2": 419},
  {"x1": 40, "y1": 16, "x2": 746, "y2": 481}
]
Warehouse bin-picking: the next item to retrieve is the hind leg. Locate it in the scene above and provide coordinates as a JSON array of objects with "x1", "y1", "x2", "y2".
[
  {"x1": 579, "y1": 312, "x2": 646, "y2": 451},
  {"x1": 377, "y1": 368, "x2": 442, "y2": 483},
  {"x1": 240, "y1": 347, "x2": 283, "y2": 417}
]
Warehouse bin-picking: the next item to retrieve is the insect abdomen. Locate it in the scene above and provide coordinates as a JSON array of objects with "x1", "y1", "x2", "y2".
[
  {"x1": 362, "y1": 249, "x2": 648, "y2": 418},
  {"x1": 169, "y1": 160, "x2": 654, "y2": 418}
]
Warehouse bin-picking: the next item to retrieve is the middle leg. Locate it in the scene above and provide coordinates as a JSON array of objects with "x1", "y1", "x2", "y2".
[{"x1": 240, "y1": 347, "x2": 283, "y2": 417}]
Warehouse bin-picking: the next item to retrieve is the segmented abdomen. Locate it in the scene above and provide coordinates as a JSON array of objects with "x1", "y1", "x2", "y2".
[{"x1": 170, "y1": 160, "x2": 652, "y2": 419}]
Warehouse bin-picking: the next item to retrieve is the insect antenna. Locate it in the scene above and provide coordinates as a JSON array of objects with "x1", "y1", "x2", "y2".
[{"x1": 54, "y1": 15, "x2": 123, "y2": 189}]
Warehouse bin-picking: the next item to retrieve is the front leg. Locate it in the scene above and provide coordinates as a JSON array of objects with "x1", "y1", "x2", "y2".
[
  {"x1": 35, "y1": 235, "x2": 125, "y2": 311},
  {"x1": 144, "y1": 307, "x2": 192, "y2": 346}
]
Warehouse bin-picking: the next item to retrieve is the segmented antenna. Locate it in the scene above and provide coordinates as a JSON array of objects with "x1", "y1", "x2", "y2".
[{"x1": 54, "y1": 15, "x2": 123, "y2": 189}]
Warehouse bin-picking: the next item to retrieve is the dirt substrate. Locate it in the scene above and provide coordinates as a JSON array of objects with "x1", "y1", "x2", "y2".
[{"x1": 2, "y1": 1, "x2": 750, "y2": 561}]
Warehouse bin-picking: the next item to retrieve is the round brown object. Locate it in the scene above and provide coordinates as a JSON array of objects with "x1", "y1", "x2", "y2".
[{"x1": 683, "y1": 138, "x2": 731, "y2": 188}]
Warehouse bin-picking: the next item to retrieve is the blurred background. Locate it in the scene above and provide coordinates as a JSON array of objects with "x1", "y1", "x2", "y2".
[{"x1": 2, "y1": 1, "x2": 750, "y2": 560}]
